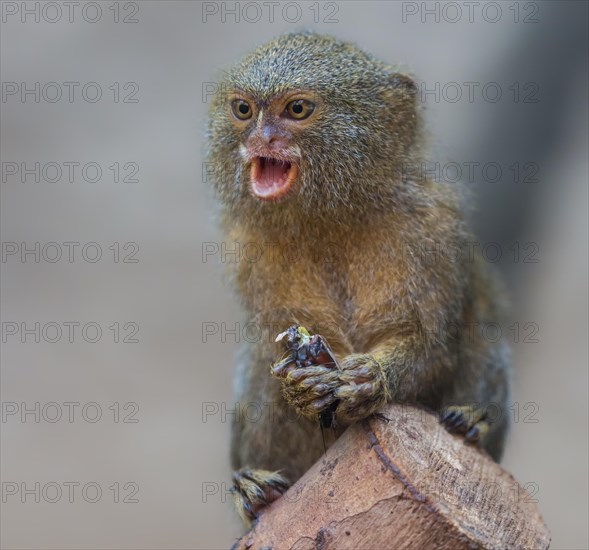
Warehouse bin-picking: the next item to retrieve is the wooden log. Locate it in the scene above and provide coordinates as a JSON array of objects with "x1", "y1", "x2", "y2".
[{"x1": 233, "y1": 404, "x2": 550, "y2": 550}]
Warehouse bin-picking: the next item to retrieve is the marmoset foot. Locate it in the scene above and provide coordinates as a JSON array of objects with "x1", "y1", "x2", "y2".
[
  {"x1": 230, "y1": 468, "x2": 290, "y2": 525},
  {"x1": 440, "y1": 405, "x2": 490, "y2": 444}
]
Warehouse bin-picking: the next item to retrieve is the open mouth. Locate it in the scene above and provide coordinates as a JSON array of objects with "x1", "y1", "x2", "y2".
[{"x1": 250, "y1": 156, "x2": 299, "y2": 201}]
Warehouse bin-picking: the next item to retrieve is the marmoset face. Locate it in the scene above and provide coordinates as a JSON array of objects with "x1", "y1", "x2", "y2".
[
  {"x1": 229, "y1": 90, "x2": 318, "y2": 202},
  {"x1": 207, "y1": 33, "x2": 417, "y2": 214}
]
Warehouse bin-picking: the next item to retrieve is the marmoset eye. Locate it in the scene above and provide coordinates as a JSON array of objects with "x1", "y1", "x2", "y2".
[
  {"x1": 285, "y1": 99, "x2": 315, "y2": 120},
  {"x1": 231, "y1": 99, "x2": 253, "y2": 120}
]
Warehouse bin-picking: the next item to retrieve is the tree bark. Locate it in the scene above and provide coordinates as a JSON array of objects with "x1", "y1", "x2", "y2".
[{"x1": 232, "y1": 404, "x2": 550, "y2": 550}]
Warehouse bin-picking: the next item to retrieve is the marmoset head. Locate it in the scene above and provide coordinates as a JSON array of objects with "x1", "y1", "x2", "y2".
[{"x1": 207, "y1": 32, "x2": 419, "y2": 221}]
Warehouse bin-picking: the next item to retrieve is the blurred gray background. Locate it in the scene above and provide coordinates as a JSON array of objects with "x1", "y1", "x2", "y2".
[{"x1": 1, "y1": 1, "x2": 587, "y2": 548}]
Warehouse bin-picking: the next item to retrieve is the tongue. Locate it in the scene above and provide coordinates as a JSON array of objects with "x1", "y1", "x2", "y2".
[{"x1": 255, "y1": 158, "x2": 291, "y2": 196}]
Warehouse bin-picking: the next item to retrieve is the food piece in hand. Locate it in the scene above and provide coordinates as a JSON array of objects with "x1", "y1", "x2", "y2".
[{"x1": 273, "y1": 325, "x2": 341, "y2": 428}]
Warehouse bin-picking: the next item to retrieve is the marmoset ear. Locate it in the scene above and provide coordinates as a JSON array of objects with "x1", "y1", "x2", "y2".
[
  {"x1": 387, "y1": 72, "x2": 418, "y2": 103},
  {"x1": 380, "y1": 72, "x2": 420, "y2": 153}
]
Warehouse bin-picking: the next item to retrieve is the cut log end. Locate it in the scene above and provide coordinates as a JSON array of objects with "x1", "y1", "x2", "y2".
[{"x1": 233, "y1": 404, "x2": 550, "y2": 550}]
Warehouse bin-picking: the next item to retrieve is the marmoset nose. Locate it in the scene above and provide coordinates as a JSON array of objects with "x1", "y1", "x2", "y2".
[{"x1": 259, "y1": 125, "x2": 291, "y2": 151}]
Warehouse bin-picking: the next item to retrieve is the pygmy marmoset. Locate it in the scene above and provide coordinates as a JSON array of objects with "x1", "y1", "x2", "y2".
[{"x1": 206, "y1": 32, "x2": 511, "y2": 525}]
